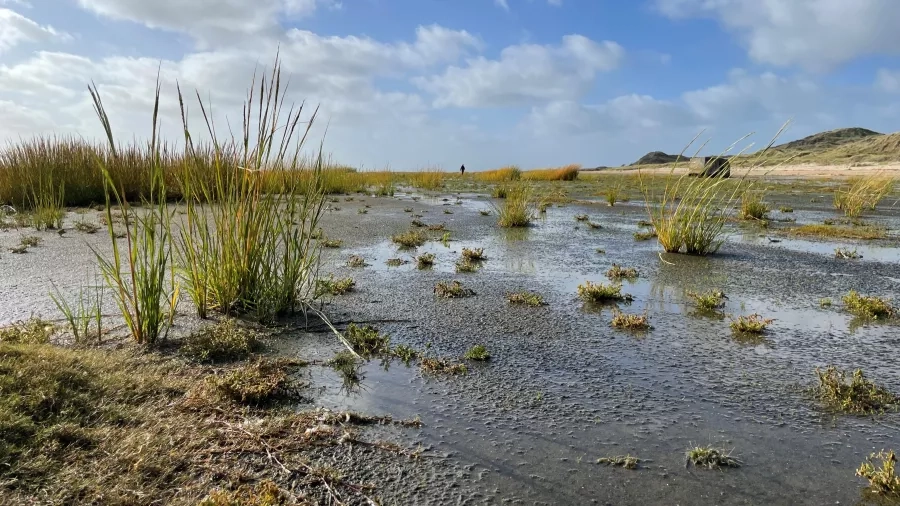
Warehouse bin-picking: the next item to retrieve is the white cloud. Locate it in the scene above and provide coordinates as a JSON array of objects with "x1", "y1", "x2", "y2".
[
  {"x1": 876, "y1": 69, "x2": 900, "y2": 93},
  {"x1": 494, "y1": 0, "x2": 509, "y2": 10},
  {"x1": 75, "y1": 0, "x2": 340, "y2": 44},
  {"x1": 526, "y1": 95, "x2": 690, "y2": 137},
  {"x1": 682, "y1": 69, "x2": 821, "y2": 122},
  {"x1": 0, "y1": 23, "x2": 481, "y2": 156},
  {"x1": 415, "y1": 35, "x2": 624, "y2": 107},
  {"x1": 0, "y1": 7, "x2": 69, "y2": 53},
  {"x1": 655, "y1": 0, "x2": 900, "y2": 71}
]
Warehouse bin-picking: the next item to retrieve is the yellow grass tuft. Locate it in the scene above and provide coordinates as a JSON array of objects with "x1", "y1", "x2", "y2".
[
  {"x1": 522, "y1": 164, "x2": 580, "y2": 181},
  {"x1": 474, "y1": 166, "x2": 521, "y2": 182}
]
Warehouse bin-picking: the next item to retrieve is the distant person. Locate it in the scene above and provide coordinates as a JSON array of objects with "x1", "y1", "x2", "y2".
[{"x1": 460, "y1": 164, "x2": 466, "y2": 175}]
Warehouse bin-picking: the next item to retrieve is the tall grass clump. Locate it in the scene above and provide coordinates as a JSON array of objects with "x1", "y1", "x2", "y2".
[
  {"x1": 522, "y1": 164, "x2": 580, "y2": 181},
  {"x1": 640, "y1": 126, "x2": 788, "y2": 256},
  {"x1": 27, "y1": 174, "x2": 65, "y2": 230},
  {"x1": 475, "y1": 165, "x2": 521, "y2": 182},
  {"x1": 739, "y1": 190, "x2": 769, "y2": 220},
  {"x1": 176, "y1": 58, "x2": 327, "y2": 322},
  {"x1": 408, "y1": 169, "x2": 445, "y2": 190},
  {"x1": 495, "y1": 182, "x2": 536, "y2": 228},
  {"x1": 89, "y1": 80, "x2": 177, "y2": 345},
  {"x1": 834, "y1": 173, "x2": 895, "y2": 217}
]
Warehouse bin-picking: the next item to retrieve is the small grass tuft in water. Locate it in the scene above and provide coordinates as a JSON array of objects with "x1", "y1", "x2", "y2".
[
  {"x1": 416, "y1": 253, "x2": 436, "y2": 269},
  {"x1": 610, "y1": 310, "x2": 651, "y2": 330},
  {"x1": 74, "y1": 220, "x2": 100, "y2": 234},
  {"x1": 403, "y1": 208, "x2": 413, "y2": 213},
  {"x1": 634, "y1": 229, "x2": 657, "y2": 241},
  {"x1": 577, "y1": 281, "x2": 633, "y2": 304},
  {"x1": 347, "y1": 255, "x2": 368, "y2": 268},
  {"x1": 835, "y1": 247, "x2": 862, "y2": 259},
  {"x1": 479, "y1": 210, "x2": 491, "y2": 216},
  {"x1": 345, "y1": 323, "x2": 391, "y2": 358},
  {"x1": 181, "y1": 319, "x2": 261, "y2": 363},
  {"x1": 842, "y1": 291, "x2": 895, "y2": 319},
  {"x1": 856, "y1": 450, "x2": 900, "y2": 497},
  {"x1": 434, "y1": 280, "x2": 475, "y2": 298},
  {"x1": 392, "y1": 344, "x2": 418, "y2": 364},
  {"x1": 780, "y1": 206, "x2": 794, "y2": 213},
  {"x1": 392, "y1": 229, "x2": 427, "y2": 248},
  {"x1": 687, "y1": 290, "x2": 727, "y2": 311},
  {"x1": 427, "y1": 223, "x2": 447, "y2": 231},
  {"x1": 461, "y1": 247, "x2": 485, "y2": 260},
  {"x1": 507, "y1": 291, "x2": 545, "y2": 307},
  {"x1": 411, "y1": 218, "x2": 426, "y2": 228},
  {"x1": 455, "y1": 258, "x2": 480, "y2": 273},
  {"x1": 605, "y1": 186, "x2": 620, "y2": 207},
  {"x1": 575, "y1": 214, "x2": 589, "y2": 222},
  {"x1": 315, "y1": 275, "x2": 356, "y2": 296},
  {"x1": 19, "y1": 235, "x2": 40, "y2": 247},
  {"x1": 729, "y1": 314, "x2": 773, "y2": 334},
  {"x1": 815, "y1": 366, "x2": 898, "y2": 414},
  {"x1": 820, "y1": 298, "x2": 833, "y2": 308},
  {"x1": 606, "y1": 264, "x2": 639, "y2": 280},
  {"x1": 386, "y1": 257, "x2": 408, "y2": 267},
  {"x1": 0, "y1": 317, "x2": 55, "y2": 344},
  {"x1": 320, "y1": 237, "x2": 343, "y2": 248},
  {"x1": 420, "y1": 357, "x2": 468, "y2": 375},
  {"x1": 685, "y1": 445, "x2": 741, "y2": 469},
  {"x1": 585, "y1": 220, "x2": 602, "y2": 229},
  {"x1": 598, "y1": 455, "x2": 641, "y2": 470},
  {"x1": 464, "y1": 344, "x2": 490, "y2": 361}
]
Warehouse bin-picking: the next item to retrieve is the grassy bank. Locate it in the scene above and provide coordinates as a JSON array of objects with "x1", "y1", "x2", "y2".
[{"x1": 0, "y1": 341, "x2": 418, "y2": 504}]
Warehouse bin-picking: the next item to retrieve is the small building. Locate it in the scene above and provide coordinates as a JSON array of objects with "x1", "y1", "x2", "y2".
[{"x1": 688, "y1": 156, "x2": 730, "y2": 178}]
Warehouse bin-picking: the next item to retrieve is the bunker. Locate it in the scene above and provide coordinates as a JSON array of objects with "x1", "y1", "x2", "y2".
[{"x1": 688, "y1": 156, "x2": 731, "y2": 178}]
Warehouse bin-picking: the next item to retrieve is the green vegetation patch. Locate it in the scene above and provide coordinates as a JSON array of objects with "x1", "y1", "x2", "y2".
[
  {"x1": 815, "y1": 366, "x2": 897, "y2": 414},
  {"x1": 181, "y1": 319, "x2": 262, "y2": 363}
]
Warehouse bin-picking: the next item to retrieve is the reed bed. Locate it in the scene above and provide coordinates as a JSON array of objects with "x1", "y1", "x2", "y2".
[
  {"x1": 521, "y1": 164, "x2": 580, "y2": 181},
  {"x1": 474, "y1": 165, "x2": 521, "y2": 182}
]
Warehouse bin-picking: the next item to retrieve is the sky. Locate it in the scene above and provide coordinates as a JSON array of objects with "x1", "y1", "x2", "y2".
[{"x1": 1, "y1": 0, "x2": 900, "y2": 170}]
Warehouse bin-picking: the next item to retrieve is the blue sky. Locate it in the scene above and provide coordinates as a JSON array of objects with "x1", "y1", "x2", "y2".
[{"x1": 2, "y1": 0, "x2": 900, "y2": 169}]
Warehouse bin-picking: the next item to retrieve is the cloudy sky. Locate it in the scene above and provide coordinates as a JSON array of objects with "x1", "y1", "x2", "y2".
[{"x1": 2, "y1": 0, "x2": 899, "y2": 169}]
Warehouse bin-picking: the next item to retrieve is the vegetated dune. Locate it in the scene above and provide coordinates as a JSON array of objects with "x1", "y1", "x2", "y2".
[
  {"x1": 744, "y1": 128, "x2": 900, "y2": 166},
  {"x1": 630, "y1": 151, "x2": 691, "y2": 166},
  {"x1": 606, "y1": 128, "x2": 900, "y2": 174}
]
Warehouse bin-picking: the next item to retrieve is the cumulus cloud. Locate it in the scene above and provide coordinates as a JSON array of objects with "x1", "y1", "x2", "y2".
[
  {"x1": 655, "y1": 0, "x2": 900, "y2": 71},
  {"x1": 0, "y1": 7, "x2": 68, "y2": 53},
  {"x1": 414, "y1": 35, "x2": 624, "y2": 107},
  {"x1": 75, "y1": 0, "x2": 340, "y2": 44},
  {"x1": 0, "y1": 22, "x2": 482, "y2": 153}
]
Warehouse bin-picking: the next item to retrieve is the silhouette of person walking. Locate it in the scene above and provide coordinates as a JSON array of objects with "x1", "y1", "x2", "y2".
[{"x1": 460, "y1": 164, "x2": 466, "y2": 175}]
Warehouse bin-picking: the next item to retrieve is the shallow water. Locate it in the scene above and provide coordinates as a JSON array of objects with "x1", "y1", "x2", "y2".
[
  {"x1": 4, "y1": 189, "x2": 900, "y2": 505},
  {"x1": 313, "y1": 192, "x2": 900, "y2": 505}
]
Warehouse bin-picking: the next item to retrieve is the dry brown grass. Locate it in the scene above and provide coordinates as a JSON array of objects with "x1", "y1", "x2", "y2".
[
  {"x1": 473, "y1": 166, "x2": 521, "y2": 182},
  {"x1": 0, "y1": 343, "x2": 420, "y2": 505},
  {"x1": 522, "y1": 164, "x2": 580, "y2": 181}
]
